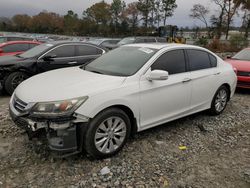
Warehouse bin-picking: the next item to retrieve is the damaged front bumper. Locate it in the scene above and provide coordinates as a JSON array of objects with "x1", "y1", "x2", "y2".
[{"x1": 9, "y1": 101, "x2": 89, "y2": 157}]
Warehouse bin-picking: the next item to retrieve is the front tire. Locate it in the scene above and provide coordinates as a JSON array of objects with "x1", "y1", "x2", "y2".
[
  {"x1": 4, "y1": 72, "x2": 28, "y2": 95},
  {"x1": 84, "y1": 108, "x2": 131, "y2": 159},
  {"x1": 209, "y1": 85, "x2": 229, "y2": 115}
]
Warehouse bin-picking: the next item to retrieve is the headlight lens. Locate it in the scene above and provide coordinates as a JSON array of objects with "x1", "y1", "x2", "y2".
[{"x1": 31, "y1": 96, "x2": 88, "y2": 117}]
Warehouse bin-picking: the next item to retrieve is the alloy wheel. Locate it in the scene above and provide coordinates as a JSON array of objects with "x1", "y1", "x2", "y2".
[
  {"x1": 215, "y1": 89, "x2": 228, "y2": 112},
  {"x1": 94, "y1": 116, "x2": 127, "y2": 154}
]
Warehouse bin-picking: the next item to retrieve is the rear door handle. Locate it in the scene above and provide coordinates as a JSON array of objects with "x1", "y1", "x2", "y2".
[
  {"x1": 182, "y1": 78, "x2": 192, "y2": 83},
  {"x1": 68, "y1": 61, "x2": 78, "y2": 65}
]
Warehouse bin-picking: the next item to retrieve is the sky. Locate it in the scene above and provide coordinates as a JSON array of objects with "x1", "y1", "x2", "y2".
[{"x1": 0, "y1": 0, "x2": 243, "y2": 27}]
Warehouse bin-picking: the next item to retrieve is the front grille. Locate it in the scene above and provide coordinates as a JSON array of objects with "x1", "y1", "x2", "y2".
[
  {"x1": 237, "y1": 71, "x2": 250, "y2": 77},
  {"x1": 13, "y1": 96, "x2": 28, "y2": 113}
]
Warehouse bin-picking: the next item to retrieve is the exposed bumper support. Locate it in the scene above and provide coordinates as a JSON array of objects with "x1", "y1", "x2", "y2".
[{"x1": 10, "y1": 107, "x2": 89, "y2": 157}]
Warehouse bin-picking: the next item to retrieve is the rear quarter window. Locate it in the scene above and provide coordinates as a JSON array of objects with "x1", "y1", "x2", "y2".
[{"x1": 209, "y1": 54, "x2": 217, "y2": 67}]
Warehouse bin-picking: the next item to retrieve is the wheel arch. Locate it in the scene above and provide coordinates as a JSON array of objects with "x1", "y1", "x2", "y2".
[
  {"x1": 90, "y1": 104, "x2": 138, "y2": 136},
  {"x1": 221, "y1": 83, "x2": 231, "y2": 101}
]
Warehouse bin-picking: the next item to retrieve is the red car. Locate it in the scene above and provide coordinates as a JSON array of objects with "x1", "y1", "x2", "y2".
[
  {"x1": 0, "y1": 41, "x2": 41, "y2": 56},
  {"x1": 226, "y1": 48, "x2": 250, "y2": 88}
]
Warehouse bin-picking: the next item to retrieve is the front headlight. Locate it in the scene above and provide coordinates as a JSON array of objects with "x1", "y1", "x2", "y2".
[{"x1": 31, "y1": 96, "x2": 88, "y2": 117}]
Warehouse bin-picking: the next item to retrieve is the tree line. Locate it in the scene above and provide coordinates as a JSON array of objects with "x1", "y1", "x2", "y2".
[
  {"x1": 190, "y1": 0, "x2": 249, "y2": 39},
  {"x1": 0, "y1": 0, "x2": 249, "y2": 39}
]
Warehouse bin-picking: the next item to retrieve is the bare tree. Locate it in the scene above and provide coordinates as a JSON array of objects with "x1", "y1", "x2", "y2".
[
  {"x1": 211, "y1": 0, "x2": 240, "y2": 39},
  {"x1": 211, "y1": 0, "x2": 227, "y2": 39},
  {"x1": 162, "y1": 0, "x2": 177, "y2": 26},
  {"x1": 190, "y1": 4, "x2": 210, "y2": 28},
  {"x1": 224, "y1": 0, "x2": 239, "y2": 39},
  {"x1": 234, "y1": 0, "x2": 250, "y2": 38}
]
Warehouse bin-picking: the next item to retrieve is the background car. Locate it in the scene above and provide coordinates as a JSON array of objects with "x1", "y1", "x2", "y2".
[
  {"x1": 111, "y1": 36, "x2": 167, "y2": 49},
  {"x1": 0, "y1": 41, "x2": 107, "y2": 95},
  {"x1": 87, "y1": 38, "x2": 121, "y2": 50},
  {"x1": 0, "y1": 36, "x2": 36, "y2": 43},
  {"x1": 10, "y1": 44, "x2": 236, "y2": 159},
  {"x1": 226, "y1": 48, "x2": 250, "y2": 88},
  {"x1": 0, "y1": 41, "x2": 41, "y2": 56}
]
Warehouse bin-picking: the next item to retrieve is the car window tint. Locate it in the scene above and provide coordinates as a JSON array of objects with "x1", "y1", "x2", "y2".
[
  {"x1": 151, "y1": 50, "x2": 186, "y2": 74},
  {"x1": 47, "y1": 45, "x2": 75, "y2": 58},
  {"x1": 157, "y1": 38, "x2": 166, "y2": 42},
  {"x1": 29, "y1": 43, "x2": 39, "y2": 49},
  {"x1": 2, "y1": 43, "x2": 30, "y2": 53},
  {"x1": 77, "y1": 45, "x2": 102, "y2": 56},
  {"x1": 187, "y1": 49, "x2": 211, "y2": 71},
  {"x1": 135, "y1": 38, "x2": 145, "y2": 43},
  {"x1": 110, "y1": 40, "x2": 120, "y2": 44},
  {"x1": 209, "y1": 54, "x2": 217, "y2": 67},
  {"x1": 101, "y1": 41, "x2": 110, "y2": 46},
  {"x1": 145, "y1": 38, "x2": 156, "y2": 43},
  {"x1": 0, "y1": 38, "x2": 6, "y2": 43}
]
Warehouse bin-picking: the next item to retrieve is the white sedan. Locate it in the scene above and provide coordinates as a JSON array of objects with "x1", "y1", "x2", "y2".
[{"x1": 9, "y1": 43, "x2": 237, "y2": 158}]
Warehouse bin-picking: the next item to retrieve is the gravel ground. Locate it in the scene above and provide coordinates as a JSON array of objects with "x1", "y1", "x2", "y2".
[{"x1": 0, "y1": 89, "x2": 250, "y2": 188}]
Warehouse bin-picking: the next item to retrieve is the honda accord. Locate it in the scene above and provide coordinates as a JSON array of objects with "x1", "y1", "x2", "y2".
[{"x1": 9, "y1": 44, "x2": 237, "y2": 159}]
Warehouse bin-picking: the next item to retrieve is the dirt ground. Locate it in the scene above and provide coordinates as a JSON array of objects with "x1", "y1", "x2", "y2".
[{"x1": 0, "y1": 89, "x2": 250, "y2": 188}]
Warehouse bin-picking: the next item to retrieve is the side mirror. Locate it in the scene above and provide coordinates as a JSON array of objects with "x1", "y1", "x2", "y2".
[
  {"x1": 226, "y1": 55, "x2": 231, "y2": 59},
  {"x1": 43, "y1": 54, "x2": 57, "y2": 61},
  {"x1": 0, "y1": 48, "x2": 3, "y2": 53},
  {"x1": 147, "y1": 70, "x2": 169, "y2": 81}
]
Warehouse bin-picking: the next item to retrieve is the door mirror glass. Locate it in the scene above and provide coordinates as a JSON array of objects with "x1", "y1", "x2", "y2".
[
  {"x1": 147, "y1": 70, "x2": 169, "y2": 81},
  {"x1": 43, "y1": 54, "x2": 57, "y2": 61}
]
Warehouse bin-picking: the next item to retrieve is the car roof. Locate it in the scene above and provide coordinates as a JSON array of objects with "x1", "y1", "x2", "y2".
[
  {"x1": 43, "y1": 41, "x2": 108, "y2": 51},
  {"x1": 45, "y1": 41, "x2": 98, "y2": 45},
  {"x1": 0, "y1": 41, "x2": 41, "y2": 46},
  {"x1": 125, "y1": 43, "x2": 207, "y2": 50}
]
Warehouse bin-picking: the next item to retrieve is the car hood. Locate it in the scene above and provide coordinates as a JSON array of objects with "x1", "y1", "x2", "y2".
[
  {"x1": 15, "y1": 67, "x2": 126, "y2": 103},
  {"x1": 225, "y1": 59, "x2": 250, "y2": 71}
]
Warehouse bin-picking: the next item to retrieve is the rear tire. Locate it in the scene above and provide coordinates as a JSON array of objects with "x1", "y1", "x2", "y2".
[
  {"x1": 84, "y1": 108, "x2": 131, "y2": 159},
  {"x1": 4, "y1": 72, "x2": 28, "y2": 95},
  {"x1": 209, "y1": 85, "x2": 229, "y2": 115}
]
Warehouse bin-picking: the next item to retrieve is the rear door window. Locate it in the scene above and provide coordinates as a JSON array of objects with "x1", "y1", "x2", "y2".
[
  {"x1": 46, "y1": 45, "x2": 75, "y2": 58},
  {"x1": 76, "y1": 45, "x2": 103, "y2": 56},
  {"x1": 186, "y1": 49, "x2": 212, "y2": 71}
]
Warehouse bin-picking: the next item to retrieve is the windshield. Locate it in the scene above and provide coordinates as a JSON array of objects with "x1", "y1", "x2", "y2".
[
  {"x1": 19, "y1": 43, "x2": 53, "y2": 58},
  {"x1": 232, "y1": 49, "x2": 250, "y2": 61},
  {"x1": 117, "y1": 38, "x2": 135, "y2": 45},
  {"x1": 84, "y1": 46, "x2": 157, "y2": 76}
]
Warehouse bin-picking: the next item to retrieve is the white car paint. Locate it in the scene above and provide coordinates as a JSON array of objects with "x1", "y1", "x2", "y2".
[{"x1": 13, "y1": 43, "x2": 237, "y2": 132}]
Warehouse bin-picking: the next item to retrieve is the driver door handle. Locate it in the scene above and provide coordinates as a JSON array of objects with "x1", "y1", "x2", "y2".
[{"x1": 182, "y1": 78, "x2": 192, "y2": 83}]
